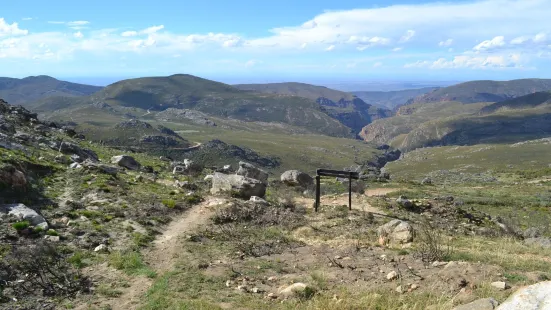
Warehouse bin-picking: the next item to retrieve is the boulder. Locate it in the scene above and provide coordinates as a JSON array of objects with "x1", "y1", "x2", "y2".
[
  {"x1": 81, "y1": 160, "x2": 119, "y2": 176},
  {"x1": 491, "y1": 281, "x2": 510, "y2": 290},
  {"x1": 453, "y1": 298, "x2": 499, "y2": 310},
  {"x1": 421, "y1": 177, "x2": 432, "y2": 185},
  {"x1": 111, "y1": 155, "x2": 141, "y2": 170},
  {"x1": 236, "y1": 161, "x2": 268, "y2": 184},
  {"x1": 173, "y1": 159, "x2": 203, "y2": 175},
  {"x1": 280, "y1": 170, "x2": 314, "y2": 188},
  {"x1": 249, "y1": 196, "x2": 269, "y2": 206},
  {"x1": 1, "y1": 203, "x2": 48, "y2": 229},
  {"x1": 210, "y1": 172, "x2": 266, "y2": 199},
  {"x1": 496, "y1": 281, "x2": 551, "y2": 309},
  {"x1": 278, "y1": 283, "x2": 311, "y2": 298},
  {"x1": 204, "y1": 174, "x2": 214, "y2": 182},
  {"x1": 377, "y1": 219, "x2": 414, "y2": 244},
  {"x1": 524, "y1": 237, "x2": 551, "y2": 248},
  {"x1": 396, "y1": 196, "x2": 413, "y2": 208},
  {"x1": 0, "y1": 165, "x2": 27, "y2": 189},
  {"x1": 58, "y1": 141, "x2": 98, "y2": 161}
]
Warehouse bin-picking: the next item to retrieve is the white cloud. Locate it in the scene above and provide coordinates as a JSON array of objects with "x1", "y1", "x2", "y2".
[
  {"x1": 142, "y1": 25, "x2": 164, "y2": 34},
  {"x1": 399, "y1": 30, "x2": 415, "y2": 43},
  {"x1": 373, "y1": 62, "x2": 383, "y2": 68},
  {"x1": 473, "y1": 36, "x2": 505, "y2": 51},
  {"x1": 300, "y1": 43, "x2": 307, "y2": 49},
  {"x1": 73, "y1": 31, "x2": 83, "y2": 39},
  {"x1": 439, "y1": 39, "x2": 453, "y2": 47},
  {"x1": 22, "y1": 17, "x2": 33, "y2": 21},
  {"x1": 0, "y1": 18, "x2": 28, "y2": 36},
  {"x1": 406, "y1": 53, "x2": 523, "y2": 69},
  {"x1": 67, "y1": 21, "x2": 90, "y2": 27},
  {"x1": 511, "y1": 36, "x2": 529, "y2": 44},
  {"x1": 392, "y1": 47, "x2": 403, "y2": 52},
  {"x1": 121, "y1": 31, "x2": 138, "y2": 37},
  {"x1": 534, "y1": 32, "x2": 547, "y2": 43},
  {"x1": 325, "y1": 45, "x2": 335, "y2": 51}
]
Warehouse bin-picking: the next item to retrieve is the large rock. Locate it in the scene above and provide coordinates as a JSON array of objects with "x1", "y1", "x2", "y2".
[
  {"x1": 173, "y1": 159, "x2": 203, "y2": 176},
  {"x1": 0, "y1": 165, "x2": 27, "y2": 189},
  {"x1": 210, "y1": 172, "x2": 266, "y2": 199},
  {"x1": 236, "y1": 161, "x2": 268, "y2": 184},
  {"x1": 81, "y1": 159, "x2": 119, "y2": 176},
  {"x1": 280, "y1": 170, "x2": 314, "y2": 188},
  {"x1": 278, "y1": 283, "x2": 311, "y2": 298},
  {"x1": 111, "y1": 155, "x2": 141, "y2": 170},
  {"x1": 524, "y1": 237, "x2": 551, "y2": 248},
  {"x1": 377, "y1": 219, "x2": 414, "y2": 244},
  {"x1": 58, "y1": 141, "x2": 98, "y2": 162},
  {"x1": 1, "y1": 203, "x2": 48, "y2": 229},
  {"x1": 453, "y1": 298, "x2": 499, "y2": 310},
  {"x1": 496, "y1": 281, "x2": 551, "y2": 309}
]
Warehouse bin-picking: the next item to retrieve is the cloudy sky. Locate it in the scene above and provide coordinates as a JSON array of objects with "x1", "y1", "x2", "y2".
[{"x1": 2, "y1": 0, "x2": 551, "y2": 85}]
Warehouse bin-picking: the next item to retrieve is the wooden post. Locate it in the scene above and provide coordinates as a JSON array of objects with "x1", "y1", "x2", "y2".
[
  {"x1": 348, "y1": 172, "x2": 352, "y2": 211},
  {"x1": 315, "y1": 175, "x2": 320, "y2": 212}
]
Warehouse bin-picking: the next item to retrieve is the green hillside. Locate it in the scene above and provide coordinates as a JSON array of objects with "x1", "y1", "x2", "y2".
[
  {"x1": 481, "y1": 91, "x2": 551, "y2": 114},
  {"x1": 33, "y1": 74, "x2": 353, "y2": 138},
  {"x1": 234, "y1": 82, "x2": 391, "y2": 134},
  {"x1": 411, "y1": 78, "x2": 551, "y2": 104},
  {"x1": 0, "y1": 75, "x2": 102, "y2": 104}
]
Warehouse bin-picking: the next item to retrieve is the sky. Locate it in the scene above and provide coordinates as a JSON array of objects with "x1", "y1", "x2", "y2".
[{"x1": 2, "y1": 0, "x2": 551, "y2": 86}]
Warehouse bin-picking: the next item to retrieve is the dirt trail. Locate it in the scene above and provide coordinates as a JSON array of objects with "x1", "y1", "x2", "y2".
[
  {"x1": 110, "y1": 197, "x2": 228, "y2": 310},
  {"x1": 294, "y1": 187, "x2": 399, "y2": 215}
]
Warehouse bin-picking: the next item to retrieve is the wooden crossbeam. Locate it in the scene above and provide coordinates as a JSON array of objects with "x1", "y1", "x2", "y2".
[{"x1": 314, "y1": 169, "x2": 360, "y2": 212}]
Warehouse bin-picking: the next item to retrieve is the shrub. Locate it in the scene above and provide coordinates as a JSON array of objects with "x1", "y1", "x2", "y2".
[
  {"x1": 12, "y1": 220, "x2": 30, "y2": 231},
  {"x1": 46, "y1": 229, "x2": 59, "y2": 236},
  {"x1": 162, "y1": 199, "x2": 176, "y2": 208},
  {"x1": 414, "y1": 220, "x2": 453, "y2": 263}
]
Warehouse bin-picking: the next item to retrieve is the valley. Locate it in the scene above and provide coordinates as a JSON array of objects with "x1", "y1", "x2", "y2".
[{"x1": 1, "y1": 73, "x2": 551, "y2": 310}]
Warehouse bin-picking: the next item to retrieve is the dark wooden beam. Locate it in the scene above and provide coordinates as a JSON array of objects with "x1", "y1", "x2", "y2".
[{"x1": 316, "y1": 169, "x2": 359, "y2": 179}]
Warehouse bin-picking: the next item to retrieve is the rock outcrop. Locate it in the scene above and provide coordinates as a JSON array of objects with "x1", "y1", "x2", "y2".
[
  {"x1": 111, "y1": 155, "x2": 141, "y2": 170},
  {"x1": 1, "y1": 203, "x2": 48, "y2": 229},
  {"x1": 280, "y1": 170, "x2": 314, "y2": 188},
  {"x1": 377, "y1": 219, "x2": 414, "y2": 245},
  {"x1": 496, "y1": 281, "x2": 551, "y2": 310},
  {"x1": 236, "y1": 161, "x2": 269, "y2": 184},
  {"x1": 210, "y1": 172, "x2": 266, "y2": 199}
]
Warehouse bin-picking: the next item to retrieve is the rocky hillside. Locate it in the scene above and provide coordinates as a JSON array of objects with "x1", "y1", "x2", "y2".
[
  {"x1": 30, "y1": 75, "x2": 353, "y2": 138},
  {"x1": 0, "y1": 75, "x2": 102, "y2": 105},
  {"x1": 234, "y1": 82, "x2": 391, "y2": 134},
  {"x1": 409, "y1": 79, "x2": 551, "y2": 105},
  {"x1": 481, "y1": 91, "x2": 551, "y2": 114},
  {"x1": 351, "y1": 87, "x2": 438, "y2": 110}
]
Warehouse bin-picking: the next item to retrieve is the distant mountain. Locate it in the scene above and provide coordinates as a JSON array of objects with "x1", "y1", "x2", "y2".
[
  {"x1": 481, "y1": 91, "x2": 551, "y2": 114},
  {"x1": 351, "y1": 87, "x2": 438, "y2": 110},
  {"x1": 0, "y1": 75, "x2": 102, "y2": 104},
  {"x1": 234, "y1": 82, "x2": 391, "y2": 134},
  {"x1": 410, "y1": 79, "x2": 551, "y2": 105},
  {"x1": 361, "y1": 91, "x2": 551, "y2": 151},
  {"x1": 30, "y1": 74, "x2": 353, "y2": 138}
]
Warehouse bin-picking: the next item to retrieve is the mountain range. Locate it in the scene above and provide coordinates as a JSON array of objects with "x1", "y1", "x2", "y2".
[{"x1": 2, "y1": 74, "x2": 551, "y2": 157}]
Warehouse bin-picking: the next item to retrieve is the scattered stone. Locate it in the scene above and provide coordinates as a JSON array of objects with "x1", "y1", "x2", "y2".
[
  {"x1": 396, "y1": 285, "x2": 404, "y2": 293},
  {"x1": 249, "y1": 196, "x2": 269, "y2": 205},
  {"x1": 421, "y1": 177, "x2": 432, "y2": 185},
  {"x1": 453, "y1": 298, "x2": 499, "y2": 310},
  {"x1": 94, "y1": 244, "x2": 108, "y2": 253},
  {"x1": 251, "y1": 287, "x2": 261, "y2": 293},
  {"x1": 386, "y1": 271, "x2": 398, "y2": 280},
  {"x1": 267, "y1": 293, "x2": 277, "y2": 299},
  {"x1": 432, "y1": 261, "x2": 448, "y2": 267},
  {"x1": 278, "y1": 283, "x2": 310, "y2": 298},
  {"x1": 1, "y1": 203, "x2": 48, "y2": 229},
  {"x1": 210, "y1": 172, "x2": 266, "y2": 199},
  {"x1": 236, "y1": 161, "x2": 268, "y2": 184},
  {"x1": 396, "y1": 196, "x2": 413, "y2": 208},
  {"x1": 378, "y1": 219, "x2": 414, "y2": 245},
  {"x1": 523, "y1": 237, "x2": 551, "y2": 248},
  {"x1": 204, "y1": 174, "x2": 214, "y2": 182},
  {"x1": 496, "y1": 281, "x2": 551, "y2": 309},
  {"x1": 69, "y1": 162, "x2": 82, "y2": 169},
  {"x1": 280, "y1": 170, "x2": 314, "y2": 188},
  {"x1": 81, "y1": 160, "x2": 119, "y2": 176},
  {"x1": 44, "y1": 235, "x2": 60, "y2": 242},
  {"x1": 111, "y1": 155, "x2": 141, "y2": 170},
  {"x1": 491, "y1": 281, "x2": 509, "y2": 290}
]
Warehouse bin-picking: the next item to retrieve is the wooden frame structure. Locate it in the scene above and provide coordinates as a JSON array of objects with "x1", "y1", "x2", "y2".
[{"x1": 315, "y1": 169, "x2": 360, "y2": 212}]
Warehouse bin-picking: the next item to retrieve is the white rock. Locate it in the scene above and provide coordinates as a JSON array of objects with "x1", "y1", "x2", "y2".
[
  {"x1": 44, "y1": 235, "x2": 60, "y2": 242},
  {"x1": 278, "y1": 283, "x2": 309, "y2": 297},
  {"x1": 249, "y1": 196, "x2": 268, "y2": 205},
  {"x1": 491, "y1": 281, "x2": 509, "y2": 290},
  {"x1": 94, "y1": 244, "x2": 108, "y2": 253},
  {"x1": 386, "y1": 271, "x2": 398, "y2": 280},
  {"x1": 1, "y1": 203, "x2": 48, "y2": 230},
  {"x1": 377, "y1": 219, "x2": 414, "y2": 244},
  {"x1": 496, "y1": 281, "x2": 551, "y2": 309},
  {"x1": 453, "y1": 298, "x2": 499, "y2": 310}
]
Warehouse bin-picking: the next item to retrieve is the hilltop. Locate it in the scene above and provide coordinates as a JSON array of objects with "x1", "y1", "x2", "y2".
[
  {"x1": 30, "y1": 74, "x2": 354, "y2": 138},
  {"x1": 0, "y1": 75, "x2": 102, "y2": 104},
  {"x1": 409, "y1": 78, "x2": 551, "y2": 104},
  {"x1": 234, "y1": 82, "x2": 391, "y2": 134}
]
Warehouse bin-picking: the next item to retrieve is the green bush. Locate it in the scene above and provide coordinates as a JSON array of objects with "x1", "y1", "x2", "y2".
[
  {"x1": 162, "y1": 199, "x2": 176, "y2": 208},
  {"x1": 46, "y1": 229, "x2": 59, "y2": 236},
  {"x1": 12, "y1": 221, "x2": 30, "y2": 231}
]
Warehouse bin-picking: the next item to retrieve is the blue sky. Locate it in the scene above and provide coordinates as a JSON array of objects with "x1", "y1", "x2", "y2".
[{"x1": 2, "y1": 0, "x2": 551, "y2": 85}]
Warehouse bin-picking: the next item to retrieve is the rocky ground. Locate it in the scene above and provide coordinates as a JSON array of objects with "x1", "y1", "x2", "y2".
[{"x1": 1, "y1": 98, "x2": 551, "y2": 309}]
